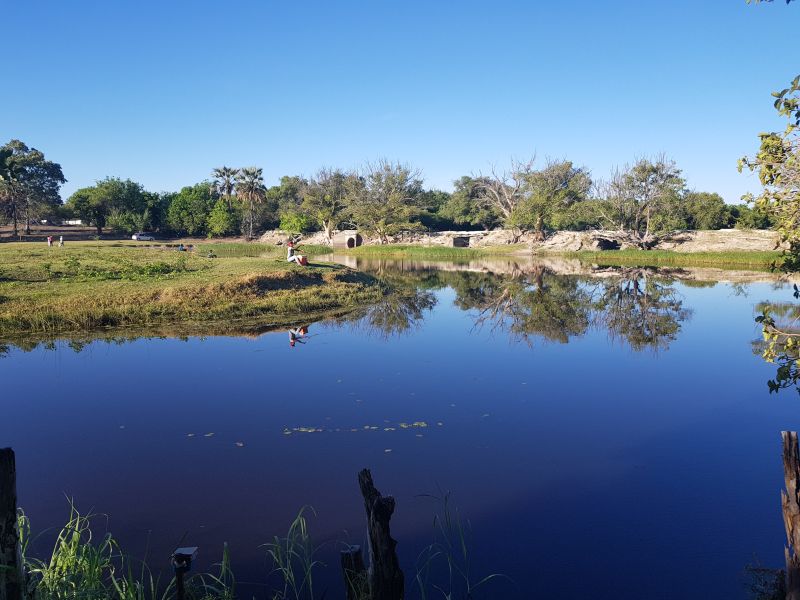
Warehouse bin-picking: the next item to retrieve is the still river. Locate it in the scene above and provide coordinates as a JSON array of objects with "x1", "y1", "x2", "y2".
[{"x1": 2, "y1": 256, "x2": 799, "y2": 599}]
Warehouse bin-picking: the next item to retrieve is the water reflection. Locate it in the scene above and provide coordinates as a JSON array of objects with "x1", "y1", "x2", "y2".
[
  {"x1": 753, "y1": 297, "x2": 800, "y2": 393},
  {"x1": 0, "y1": 259, "x2": 700, "y2": 354},
  {"x1": 348, "y1": 260, "x2": 691, "y2": 351},
  {"x1": 452, "y1": 266, "x2": 592, "y2": 344},
  {"x1": 594, "y1": 267, "x2": 690, "y2": 352}
]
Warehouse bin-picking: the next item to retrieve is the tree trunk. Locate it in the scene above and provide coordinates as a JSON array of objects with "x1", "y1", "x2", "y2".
[
  {"x1": 249, "y1": 200, "x2": 254, "y2": 239},
  {"x1": 533, "y1": 215, "x2": 545, "y2": 242},
  {"x1": 0, "y1": 448, "x2": 23, "y2": 600},
  {"x1": 323, "y1": 221, "x2": 333, "y2": 244},
  {"x1": 358, "y1": 469, "x2": 404, "y2": 600},
  {"x1": 783, "y1": 431, "x2": 800, "y2": 600},
  {"x1": 11, "y1": 205, "x2": 17, "y2": 238}
]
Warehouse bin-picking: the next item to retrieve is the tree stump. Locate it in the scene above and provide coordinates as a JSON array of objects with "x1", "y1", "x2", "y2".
[
  {"x1": 0, "y1": 448, "x2": 22, "y2": 600},
  {"x1": 358, "y1": 469, "x2": 404, "y2": 600},
  {"x1": 782, "y1": 431, "x2": 800, "y2": 600}
]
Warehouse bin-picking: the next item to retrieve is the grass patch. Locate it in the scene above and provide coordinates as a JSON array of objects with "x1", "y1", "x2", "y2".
[
  {"x1": 562, "y1": 249, "x2": 784, "y2": 270},
  {"x1": 195, "y1": 242, "x2": 330, "y2": 259},
  {"x1": 345, "y1": 244, "x2": 525, "y2": 260},
  {"x1": 0, "y1": 241, "x2": 386, "y2": 338}
]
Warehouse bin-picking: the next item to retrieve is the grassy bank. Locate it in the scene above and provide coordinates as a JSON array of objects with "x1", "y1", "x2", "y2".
[
  {"x1": 345, "y1": 244, "x2": 526, "y2": 260},
  {"x1": 0, "y1": 241, "x2": 386, "y2": 338},
  {"x1": 563, "y1": 249, "x2": 784, "y2": 269}
]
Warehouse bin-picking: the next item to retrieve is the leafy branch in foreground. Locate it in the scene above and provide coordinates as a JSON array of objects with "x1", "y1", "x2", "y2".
[{"x1": 740, "y1": 75, "x2": 800, "y2": 269}]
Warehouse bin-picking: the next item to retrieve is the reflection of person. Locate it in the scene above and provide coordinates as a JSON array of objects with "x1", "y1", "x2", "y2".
[
  {"x1": 289, "y1": 326, "x2": 309, "y2": 347},
  {"x1": 286, "y1": 241, "x2": 307, "y2": 266}
]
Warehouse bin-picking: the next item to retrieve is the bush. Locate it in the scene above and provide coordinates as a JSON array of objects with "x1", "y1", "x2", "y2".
[{"x1": 279, "y1": 212, "x2": 314, "y2": 234}]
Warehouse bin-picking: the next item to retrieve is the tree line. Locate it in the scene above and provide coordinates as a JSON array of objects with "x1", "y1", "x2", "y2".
[{"x1": 0, "y1": 140, "x2": 775, "y2": 243}]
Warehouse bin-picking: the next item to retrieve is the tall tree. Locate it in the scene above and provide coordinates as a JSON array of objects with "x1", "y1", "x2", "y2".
[
  {"x1": 439, "y1": 176, "x2": 501, "y2": 230},
  {"x1": 212, "y1": 166, "x2": 239, "y2": 210},
  {"x1": 684, "y1": 192, "x2": 734, "y2": 230},
  {"x1": 346, "y1": 160, "x2": 423, "y2": 244},
  {"x1": 0, "y1": 140, "x2": 66, "y2": 235},
  {"x1": 236, "y1": 167, "x2": 266, "y2": 239},
  {"x1": 167, "y1": 182, "x2": 217, "y2": 236},
  {"x1": 65, "y1": 178, "x2": 146, "y2": 235},
  {"x1": 475, "y1": 159, "x2": 532, "y2": 226},
  {"x1": 599, "y1": 156, "x2": 686, "y2": 247},
  {"x1": 301, "y1": 168, "x2": 353, "y2": 243},
  {"x1": 508, "y1": 160, "x2": 592, "y2": 240}
]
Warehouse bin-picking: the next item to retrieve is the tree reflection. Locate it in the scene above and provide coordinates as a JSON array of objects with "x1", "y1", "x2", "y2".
[
  {"x1": 338, "y1": 286, "x2": 437, "y2": 339},
  {"x1": 753, "y1": 296, "x2": 800, "y2": 393},
  {"x1": 0, "y1": 263, "x2": 695, "y2": 354},
  {"x1": 594, "y1": 268, "x2": 691, "y2": 352},
  {"x1": 453, "y1": 266, "x2": 593, "y2": 344}
]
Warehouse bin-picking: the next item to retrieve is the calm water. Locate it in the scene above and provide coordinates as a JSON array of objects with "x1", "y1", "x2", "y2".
[{"x1": 2, "y1": 258, "x2": 799, "y2": 599}]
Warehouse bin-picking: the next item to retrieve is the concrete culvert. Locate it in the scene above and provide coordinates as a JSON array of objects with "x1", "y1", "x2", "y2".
[{"x1": 332, "y1": 230, "x2": 363, "y2": 249}]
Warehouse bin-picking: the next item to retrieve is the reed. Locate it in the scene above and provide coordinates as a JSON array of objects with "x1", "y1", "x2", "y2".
[{"x1": 261, "y1": 508, "x2": 322, "y2": 600}]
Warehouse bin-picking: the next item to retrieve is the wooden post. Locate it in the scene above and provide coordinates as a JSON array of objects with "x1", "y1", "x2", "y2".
[
  {"x1": 340, "y1": 544, "x2": 368, "y2": 600},
  {"x1": 0, "y1": 448, "x2": 23, "y2": 600},
  {"x1": 782, "y1": 431, "x2": 800, "y2": 600},
  {"x1": 358, "y1": 469, "x2": 404, "y2": 600}
]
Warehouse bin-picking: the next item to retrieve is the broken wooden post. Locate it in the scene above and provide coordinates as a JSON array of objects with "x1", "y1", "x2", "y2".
[
  {"x1": 782, "y1": 431, "x2": 800, "y2": 600},
  {"x1": 0, "y1": 448, "x2": 23, "y2": 600},
  {"x1": 358, "y1": 468, "x2": 404, "y2": 600},
  {"x1": 340, "y1": 544, "x2": 368, "y2": 600}
]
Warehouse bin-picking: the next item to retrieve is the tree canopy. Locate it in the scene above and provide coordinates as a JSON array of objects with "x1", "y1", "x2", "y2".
[{"x1": 0, "y1": 139, "x2": 66, "y2": 235}]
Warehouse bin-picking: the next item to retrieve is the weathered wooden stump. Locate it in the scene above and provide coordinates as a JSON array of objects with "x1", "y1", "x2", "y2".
[
  {"x1": 782, "y1": 431, "x2": 800, "y2": 600},
  {"x1": 357, "y1": 469, "x2": 404, "y2": 600},
  {"x1": 0, "y1": 448, "x2": 23, "y2": 600}
]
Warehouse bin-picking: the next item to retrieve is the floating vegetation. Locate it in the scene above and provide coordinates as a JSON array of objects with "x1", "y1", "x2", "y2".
[{"x1": 282, "y1": 420, "x2": 431, "y2": 436}]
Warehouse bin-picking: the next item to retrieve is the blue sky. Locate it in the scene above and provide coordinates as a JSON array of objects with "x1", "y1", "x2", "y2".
[{"x1": 2, "y1": 0, "x2": 798, "y2": 203}]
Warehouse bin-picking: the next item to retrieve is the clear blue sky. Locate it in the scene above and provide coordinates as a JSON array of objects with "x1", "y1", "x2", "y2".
[{"x1": 2, "y1": 0, "x2": 798, "y2": 203}]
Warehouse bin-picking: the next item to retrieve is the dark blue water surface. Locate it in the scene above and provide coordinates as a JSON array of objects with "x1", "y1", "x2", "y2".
[{"x1": 2, "y1": 259, "x2": 799, "y2": 599}]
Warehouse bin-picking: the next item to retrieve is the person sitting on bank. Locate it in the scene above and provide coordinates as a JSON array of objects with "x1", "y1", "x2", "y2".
[{"x1": 286, "y1": 241, "x2": 307, "y2": 266}]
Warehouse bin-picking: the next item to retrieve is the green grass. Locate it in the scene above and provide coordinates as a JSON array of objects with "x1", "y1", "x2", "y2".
[
  {"x1": 345, "y1": 244, "x2": 526, "y2": 260},
  {"x1": 19, "y1": 504, "x2": 236, "y2": 600},
  {"x1": 194, "y1": 242, "x2": 330, "y2": 259},
  {"x1": 562, "y1": 249, "x2": 784, "y2": 270},
  {"x1": 0, "y1": 241, "x2": 386, "y2": 339}
]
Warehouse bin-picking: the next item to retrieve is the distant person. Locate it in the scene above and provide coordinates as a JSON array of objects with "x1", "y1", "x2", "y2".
[
  {"x1": 58, "y1": 235, "x2": 64, "y2": 247},
  {"x1": 286, "y1": 241, "x2": 307, "y2": 266},
  {"x1": 177, "y1": 243, "x2": 186, "y2": 251},
  {"x1": 46, "y1": 235, "x2": 53, "y2": 247},
  {"x1": 289, "y1": 326, "x2": 309, "y2": 347}
]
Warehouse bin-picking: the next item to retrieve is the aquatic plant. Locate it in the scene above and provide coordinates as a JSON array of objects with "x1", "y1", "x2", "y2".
[
  {"x1": 414, "y1": 492, "x2": 509, "y2": 600},
  {"x1": 262, "y1": 508, "x2": 322, "y2": 600},
  {"x1": 18, "y1": 503, "x2": 235, "y2": 600}
]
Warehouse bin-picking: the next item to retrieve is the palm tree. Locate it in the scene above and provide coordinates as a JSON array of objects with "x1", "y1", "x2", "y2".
[
  {"x1": 235, "y1": 167, "x2": 266, "y2": 239},
  {"x1": 212, "y1": 166, "x2": 239, "y2": 210}
]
